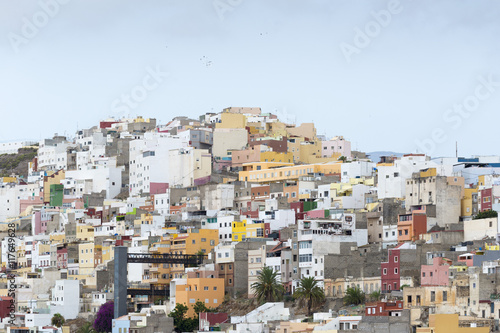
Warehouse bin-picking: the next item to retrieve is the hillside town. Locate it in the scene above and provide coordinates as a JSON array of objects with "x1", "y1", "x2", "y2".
[{"x1": 1, "y1": 107, "x2": 500, "y2": 333}]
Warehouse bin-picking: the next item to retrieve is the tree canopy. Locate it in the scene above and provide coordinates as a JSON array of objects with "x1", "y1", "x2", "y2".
[
  {"x1": 293, "y1": 276, "x2": 325, "y2": 316},
  {"x1": 94, "y1": 301, "x2": 114, "y2": 333},
  {"x1": 344, "y1": 286, "x2": 365, "y2": 306},
  {"x1": 250, "y1": 266, "x2": 285, "y2": 303}
]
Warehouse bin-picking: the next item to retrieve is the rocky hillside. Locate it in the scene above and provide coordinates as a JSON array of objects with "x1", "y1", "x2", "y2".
[{"x1": 0, "y1": 147, "x2": 37, "y2": 178}]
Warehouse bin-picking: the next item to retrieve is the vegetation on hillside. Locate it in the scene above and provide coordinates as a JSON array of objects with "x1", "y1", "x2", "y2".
[{"x1": 0, "y1": 148, "x2": 37, "y2": 178}]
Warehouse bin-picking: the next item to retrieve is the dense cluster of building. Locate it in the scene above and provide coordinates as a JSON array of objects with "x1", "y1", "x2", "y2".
[{"x1": 0, "y1": 107, "x2": 500, "y2": 332}]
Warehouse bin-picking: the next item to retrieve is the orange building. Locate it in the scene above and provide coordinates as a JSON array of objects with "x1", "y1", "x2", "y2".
[
  {"x1": 174, "y1": 277, "x2": 225, "y2": 317},
  {"x1": 397, "y1": 210, "x2": 427, "y2": 242},
  {"x1": 147, "y1": 229, "x2": 219, "y2": 286}
]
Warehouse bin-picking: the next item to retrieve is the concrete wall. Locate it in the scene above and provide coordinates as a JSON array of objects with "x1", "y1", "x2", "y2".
[{"x1": 464, "y1": 218, "x2": 498, "y2": 241}]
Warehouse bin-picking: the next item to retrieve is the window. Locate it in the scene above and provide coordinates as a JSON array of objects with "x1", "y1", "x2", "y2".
[
  {"x1": 443, "y1": 291, "x2": 447, "y2": 302},
  {"x1": 204, "y1": 286, "x2": 209, "y2": 291},
  {"x1": 213, "y1": 287, "x2": 217, "y2": 290},
  {"x1": 394, "y1": 268, "x2": 398, "y2": 274},
  {"x1": 394, "y1": 256, "x2": 398, "y2": 262},
  {"x1": 430, "y1": 291, "x2": 435, "y2": 302},
  {"x1": 383, "y1": 268, "x2": 387, "y2": 275}
]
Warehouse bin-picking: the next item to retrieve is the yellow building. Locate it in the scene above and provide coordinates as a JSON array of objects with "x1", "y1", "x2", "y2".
[
  {"x1": 174, "y1": 277, "x2": 225, "y2": 317},
  {"x1": 0, "y1": 177, "x2": 16, "y2": 183},
  {"x1": 42, "y1": 169, "x2": 65, "y2": 203},
  {"x1": 133, "y1": 213, "x2": 154, "y2": 232},
  {"x1": 102, "y1": 243, "x2": 114, "y2": 262},
  {"x1": 420, "y1": 168, "x2": 437, "y2": 178},
  {"x1": 417, "y1": 314, "x2": 489, "y2": 333},
  {"x1": 238, "y1": 162, "x2": 341, "y2": 183},
  {"x1": 275, "y1": 321, "x2": 316, "y2": 333},
  {"x1": 76, "y1": 224, "x2": 94, "y2": 242},
  {"x1": 231, "y1": 220, "x2": 267, "y2": 241},
  {"x1": 231, "y1": 221, "x2": 247, "y2": 242},
  {"x1": 461, "y1": 187, "x2": 478, "y2": 217},
  {"x1": 79, "y1": 242, "x2": 95, "y2": 275},
  {"x1": 215, "y1": 112, "x2": 247, "y2": 129},
  {"x1": 50, "y1": 232, "x2": 66, "y2": 244},
  {"x1": 285, "y1": 123, "x2": 316, "y2": 139},
  {"x1": 260, "y1": 151, "x2": 294, "y2": 164}
]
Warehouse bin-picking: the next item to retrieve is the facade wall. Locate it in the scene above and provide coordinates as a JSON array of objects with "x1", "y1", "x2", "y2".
[
  {"x1": 212, "y1": 128, "x2": 248, "y2": 159},
  {"x1": 381, "y1": 248, "x2": 400, "y2": 292},
  {"x1": 464, "y1": 218, "x2": 498, "y2": 241},
  {"x1": 421, "y1": 257, "x2": 450, "y2": 286}
]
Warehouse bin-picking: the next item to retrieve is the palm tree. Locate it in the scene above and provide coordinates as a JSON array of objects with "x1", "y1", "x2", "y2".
[
  {"x1": 250, "y1": 266, "x2": 285, "y2": 303},
  {"x1": 293, "y1": 276, "x2": 325, "y2": 316},
  {"x1": 51, "y1": 313, "x2": 65, "y2": 328},
  {"x1": 78, "y1": 322, "x2": 96, "y2": 333},
  {"x1": 369, "y1": 290, "x2": 381, "y2": 302},
  {"x1": 344, "y1": 287, "x2": 365, "y2": 306}
]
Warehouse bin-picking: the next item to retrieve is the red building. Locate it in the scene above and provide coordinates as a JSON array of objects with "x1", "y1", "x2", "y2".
[
  {"x1": 0, "y1": 297, "x2": 14, "y2": 320},
  {"x1": 99, "y1": 121, "x2": 119, "y2": 129},
  {"x1": 290, "y1": 201, "x2": 305, "y2": 220},
  {"x1": 56, "y1": 246, "x2": 68, "y2": 269},
  {"x1": 199, "y1": 312, "x2": 229, "y2": 332},
  {"x1": 397, "y1": 210, "x2": 427, "y2": 243},
  {"x1": 381, "y1": 245, "x2": 401, "y2": 293},
  {"x1": 480, "y1": 188, "x2": 493, "y2": 212},
  {"x1": 365, "y1": 300, "x2": 404, "y2": 316}
]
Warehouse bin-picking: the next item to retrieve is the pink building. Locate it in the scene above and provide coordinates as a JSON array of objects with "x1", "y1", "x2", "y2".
[
  {"x1": 458, "y1": 253, "x2": 474, "y2": 267},
  {"x1": 20, "y1": 196, "x2": 44, "y2": 214},
  {"x1": 305, "y1": 209, "x2": 328, "y2": 218},
  {"x1": 231, "y1": 146, "x2": 260, "y2": 168},
  {"x1": 150, "y1": 182, "x2": 169, "y2": 195},
  {"x1": 321, "y1": 136, "x2": 351, "y2": 158},
  {"x1": 421, "y1": 257, "x2": 451, "y2": 286}
]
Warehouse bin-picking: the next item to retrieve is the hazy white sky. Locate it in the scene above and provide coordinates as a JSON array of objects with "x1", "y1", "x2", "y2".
[{"x1": 1, "y1": 0, "x2": 499, "y2": 157}]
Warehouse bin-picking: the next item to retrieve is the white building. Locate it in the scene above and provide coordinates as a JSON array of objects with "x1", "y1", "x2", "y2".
[
  {"x1": 129, "y1": 132, "x2": 188, "y2": 196},
  {"x1": 65, "y1": 166, "x2": 123, "y2": 199},
  {"x1": 340, "y1": 161, "x2": 375, "y2": 183},
  {"x1": 377, "y1": 154, "x2": 439, "y2": 199},
  {"x1": 50, "y1": 279, "x2": 80, "y2": 320},
  {"x1": 168, "y1": 147, "x2": 212, "y2": 188},
  {"x1": 38, "y1": 137, "x2": 73, "y2": 171},
  {"x1": 154, "y1": 191, "x2": 171, "y2": 216},
  {"x1": 0, "y1": 185, "x2": 21, "y2": 222},
  {"x1": 0, "y1": 141, "x2": 36, "y2": 154}
]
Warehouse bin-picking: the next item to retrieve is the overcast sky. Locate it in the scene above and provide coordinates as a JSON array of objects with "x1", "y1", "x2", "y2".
[{"x1": 1, "y1": 0, "x2": 499, "y2": 158}]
